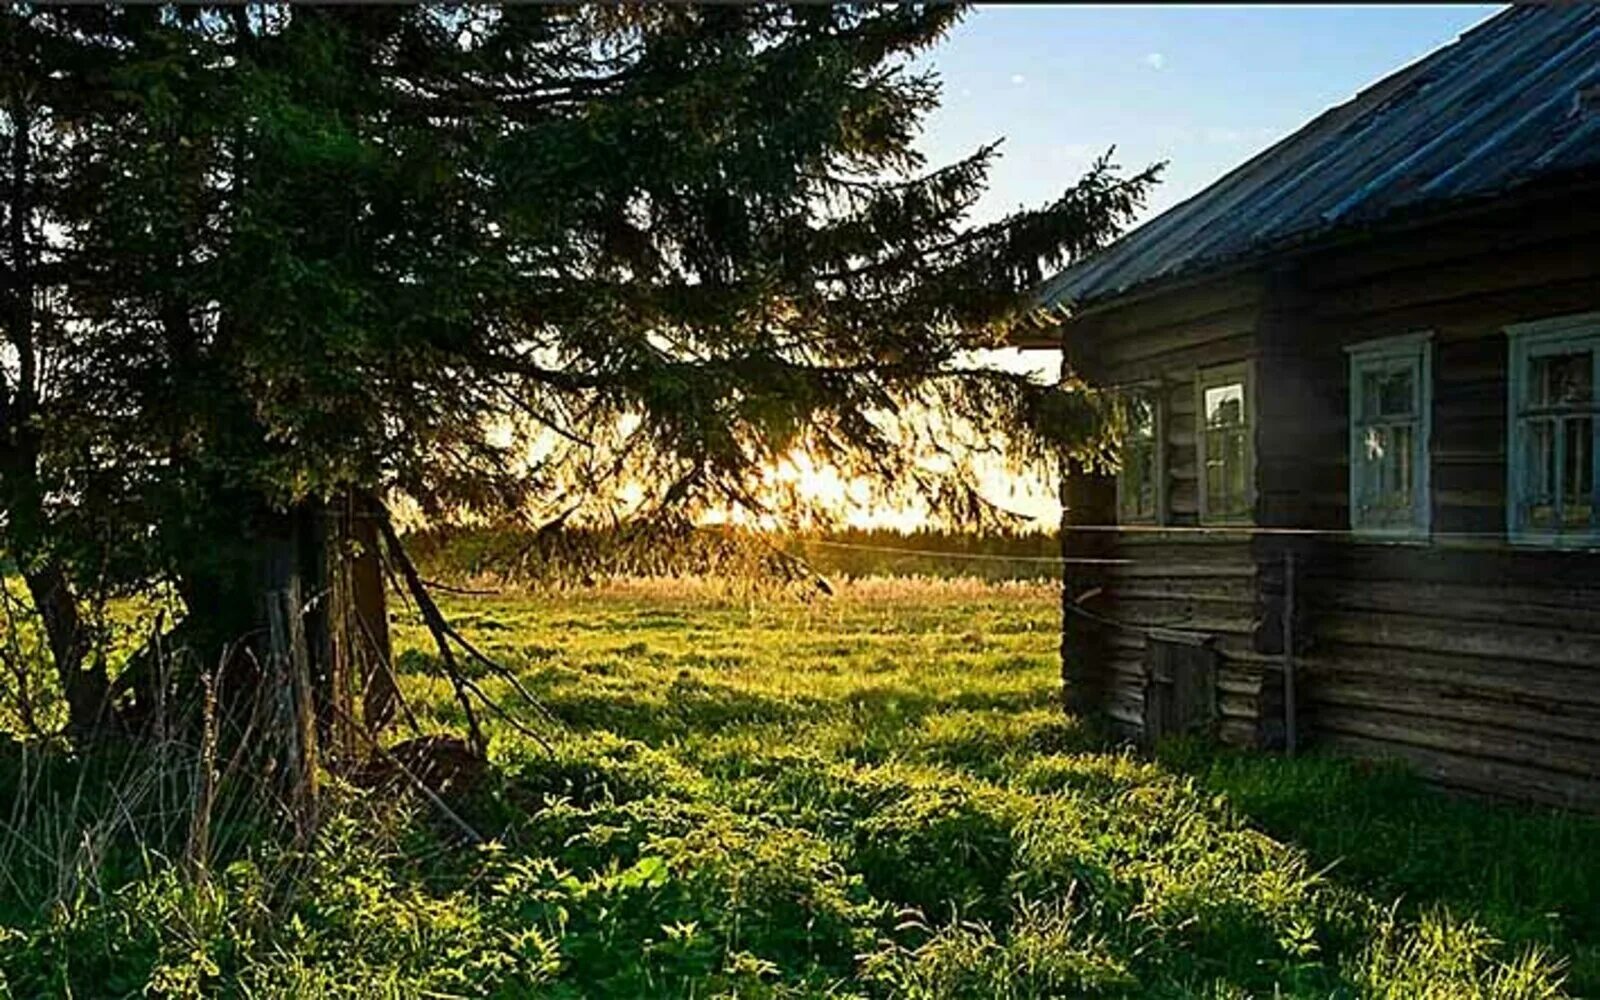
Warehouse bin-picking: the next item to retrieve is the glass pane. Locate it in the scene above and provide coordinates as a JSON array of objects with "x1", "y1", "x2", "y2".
[
  {"x1": 1531, "y1": 351, "x2": 1593, "y2": 408},
  {"x1": 1390, "y1": 424, "x2": 1414, "y2": 503},
  {"x1": 1361, "y1": 424, "x2": 1388, "y2": 466},
  {"x1": 1125, "y1": 395, "x2": 1155, "y2": 442},
  {"x1": 1205, "y1": 430, "x2": 1226, "y2": 512},
  {"x1": 1524, "y1": 417, "x2": 1556, "y2": 528},
  {"x1": 1204, "y1": 382, "x2": 1244, "y2": 429},
  {"x1": 1363, "y1": 368, "x2": 1414, "y2": 420},
  {"x1": 1204, "y1": 426, "x2": 1248, "y2": 517},
  {"x1": 1562, "y1": 416, "x2": 1593, "y2": 526},
  {"x1": 1121, "y1": 442, "x2": 1156, "y2": 519},
  {"x1": 1226, "y1": 429, "x2": 1248, "y2": 515},
  {"x1": 1357, "y1": 431, "x2": 1380, "y2": 510},
  {"x1": 1356, "y1": 422, "x2": 1415, "y2": 523},
  {"x1": 1533, "y1": 418, "x2": 1556, "y2": 498}
]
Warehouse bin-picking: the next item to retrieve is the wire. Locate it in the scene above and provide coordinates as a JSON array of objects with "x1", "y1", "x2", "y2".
[
  {"x1": 790, "y1": 537, "x2": 1128, "y2": 565},
  {"x1": 1059, "y1": 523, "x2": 1552, "y2": 541}
]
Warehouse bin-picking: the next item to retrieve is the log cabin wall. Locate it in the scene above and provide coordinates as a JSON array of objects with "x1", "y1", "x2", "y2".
[
  {"x1": 1062, "y1": 275, "x2": 1282, "y2": 748},
  {"x1": 1279, "y1": 193, "x2": 1600, "y2": 809},
  {"x1": 1062, "y1": 187, "x2": 1600, "y2": 807},
  {"x1": 1062, "y1": 187, "x2": 1600, "y2": 806}
]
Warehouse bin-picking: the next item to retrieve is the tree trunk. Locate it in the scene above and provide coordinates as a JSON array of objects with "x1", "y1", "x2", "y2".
[
  {"x1": 165, "y1": 494, "x2": 392, "y2": 835},
  {"x1": 304, "y1": 494, "x2": 395, "y2": 767},
  {"x1": 21, "y1": 561, "x2": 111, "y2": 740}
]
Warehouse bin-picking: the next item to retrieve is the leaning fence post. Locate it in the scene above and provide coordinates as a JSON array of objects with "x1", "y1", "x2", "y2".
[{"x1": 1282, "y1": 548, "x2": 1297, "y2": 755}]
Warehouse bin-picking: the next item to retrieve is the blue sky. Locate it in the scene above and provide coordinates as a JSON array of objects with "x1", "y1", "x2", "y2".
[
  {"x1": 915, "y1": 5, "x2": 1501, "y2": 227},
  {"x1": 897, "y1": 5, "x2": 1502, "y2": 526}
]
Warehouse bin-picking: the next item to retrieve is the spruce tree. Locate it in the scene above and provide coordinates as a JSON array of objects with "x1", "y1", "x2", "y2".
[{"x1": 0, "y1": 5, "x2": 1157, "y2": 810}]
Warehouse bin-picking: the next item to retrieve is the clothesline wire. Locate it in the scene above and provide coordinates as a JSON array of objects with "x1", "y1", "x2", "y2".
[
  {"x1": 787, "y1": 537, "x2": 1115, "y2": 565},
  {"x1": 786, "y1": 522, "x2": 1573, "y2": 566},
  {"x1": 782, "y1": 536, "x2": 1227, "y2": 639}
]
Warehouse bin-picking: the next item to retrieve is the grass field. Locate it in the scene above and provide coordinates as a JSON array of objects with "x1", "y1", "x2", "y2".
[{"x1": 3, "y1": 577, "x2": 1598, "y2": 997}]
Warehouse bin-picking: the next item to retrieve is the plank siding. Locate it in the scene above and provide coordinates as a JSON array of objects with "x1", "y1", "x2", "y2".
[
  {"x1": 1275, "y1": 214, "x2": 1600, "y2": 807},
  {"x1": 1058, "y1": 193, "x2": 1600, "y2": 809}
]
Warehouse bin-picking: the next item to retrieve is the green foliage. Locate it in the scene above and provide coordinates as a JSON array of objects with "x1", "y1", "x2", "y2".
[
  {"x1": 2, "y1": 580, "x2": 1594, "y2": 997},
  {"x1": 1, "y1": 5, "x2": 1153, "y2": 632},
  {"x1": 1170, "y1": 745, "x2": 1600, "y2": 991}
]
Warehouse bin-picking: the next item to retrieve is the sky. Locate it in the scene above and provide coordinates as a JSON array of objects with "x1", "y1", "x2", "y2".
[
  {"x1": 826, "y1": 4, "x2": 1503, "y2": 531},
  {"x1": 914, "y1": 5, "x2": 1501, "y2": 229}
]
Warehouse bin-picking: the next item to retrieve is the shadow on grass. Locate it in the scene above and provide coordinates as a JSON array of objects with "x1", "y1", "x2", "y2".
[{"x1": 1156, "y1": 738, "x2": 1600, "y2": 993}]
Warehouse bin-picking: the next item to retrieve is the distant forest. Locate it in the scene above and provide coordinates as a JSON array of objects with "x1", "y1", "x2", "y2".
[{"x1": 405, "y1": 523, "x2": 1062, "y2": 587}]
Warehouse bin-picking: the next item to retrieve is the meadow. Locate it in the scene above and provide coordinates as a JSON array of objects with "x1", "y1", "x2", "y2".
[{"x1": 1, "y1": 576, "x2": 1597, "y2": 997}]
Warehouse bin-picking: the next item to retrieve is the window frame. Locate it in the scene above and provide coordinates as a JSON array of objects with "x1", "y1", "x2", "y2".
[
  {"x1": 1195, "y1": 361, "x2": 1255, "y2": 525},
  {"x1": 1345, "y1": 331, "x2": 1433, "y2": 540},
  {"x1": 1116, "y1": 381, "x2": 1165, "y2": 525},
  {"x1": 1505, "y1": 311, "x2": 1600, "y2": 549}
]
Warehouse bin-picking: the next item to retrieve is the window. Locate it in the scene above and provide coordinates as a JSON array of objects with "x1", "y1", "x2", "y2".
[
  {"x1": 1347, "y1": 333, "x2": 1431, "y2": 537},
  {"x1": 1117, "y1": 387, "x2": 1161, "y2": 523},
  {"x1": 1196, "y1": 363, "x2": 1253, "y2": 523},
  {"x1": 1507, "y1": 313, "x2": 1600, "y2": 546}
]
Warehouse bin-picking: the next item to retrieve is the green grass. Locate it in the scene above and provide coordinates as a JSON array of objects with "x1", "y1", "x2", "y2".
[{"x1": 2, "y1": 577, "x2": 1596, "y2": 997}]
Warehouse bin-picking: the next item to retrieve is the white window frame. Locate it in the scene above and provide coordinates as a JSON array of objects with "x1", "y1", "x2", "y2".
[
  {"x1": 1346, "y1": 332, "x2": 1432, "y2": 540},
  {"x1": 1505, "y1": 311, "x2": 1600, "y2": 549},
  {"x1": 1195, "y1": 361, "x2": 1254, "y2": 525},
  {"x1": 1116, "y1": 382, "x2": 1165, "y2": 525}
]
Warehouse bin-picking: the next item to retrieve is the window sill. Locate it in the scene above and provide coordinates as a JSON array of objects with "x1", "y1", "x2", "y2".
[
  {"x1": 1506, "y1": 532, "x2": 1600, "y2": 552},
  {"x1": 1349, "y1": 529, "x2": 1431, "y2": 545}
]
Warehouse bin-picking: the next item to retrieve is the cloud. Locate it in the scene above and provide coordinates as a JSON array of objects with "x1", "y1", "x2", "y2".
[
  {"x1": 1144, "y1": 52, "x2": 1166, "y2": 70},
  {"x1": 1010, "y1": 73, "x2": 1026, "y2": 86}
]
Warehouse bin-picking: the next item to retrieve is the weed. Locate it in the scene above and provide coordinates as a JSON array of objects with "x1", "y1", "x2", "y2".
[{"x1": 0, "y1": 577, "x2": 1593, "y2": 997}]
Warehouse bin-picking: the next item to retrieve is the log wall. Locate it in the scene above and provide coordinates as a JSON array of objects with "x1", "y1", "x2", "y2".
[
  {"x1": 1063, "y1": 275, "x2": 1281, "y2": 750},
  {"x1": 1283, "y1": 191, "x2": 1600, "y2": 809},
  {"x1": 1060, "y1": 185, "x2": 1600, "y2": 809}
]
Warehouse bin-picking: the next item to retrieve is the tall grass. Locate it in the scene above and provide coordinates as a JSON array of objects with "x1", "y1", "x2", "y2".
[{"x1": 0, "y1": 578, "x2": 1593, "y2": 997}]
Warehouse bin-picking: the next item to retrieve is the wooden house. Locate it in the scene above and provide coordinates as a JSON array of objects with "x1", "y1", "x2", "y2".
[{"x1": 1027, "y1": 6, "x2": 1600, "y2": 808}]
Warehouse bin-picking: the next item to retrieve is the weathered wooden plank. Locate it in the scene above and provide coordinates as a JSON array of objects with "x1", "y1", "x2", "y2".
[
  {"x1": 1103, "y1": 308, "x2": 1260, "y2": 368},
  {"x1": 1317, "y1": 732, "x2": 1600, "y2": 810},
  {"x1": 1303, "y1": 201, "x2": 1600, "y2": 292},
  {"x1": 1317, "y1": 612, "x2": 1600, "y2": 669},
  {"x1": 1109, "y1": 533, "x2": 1257, "y2": 551},
  {"x1": 1317, "y1": 276, "x2": 1600, "y2": 341},
  {"x1": 1300, "y1": 647, "x2": 1600, "y2": 708},
  {"x1": 1316, "y1": 242, "x2": 1600, "y2": 320},
  {"x1": 1432, "y1": 444, "x2": 1504, "y2": 465},
  {"x1": 1315, "y1": 706, "x2": 1600, "y2": 779},
  {"x1": 1306, "y1": 579, "x2": 1600, "y2": 632},
  {"x1": 1314, "y1": 542, "x2": 1600, "y2": 588},
  {"x1": 1218, "y1": 692, "x2": 1261, "y2": 721},
  {"x1": 1216, "y1": 673, "x2": 1263, "y2": 698},
  {"x1": 1102, "y1": 562, "x2": 1256, "y2": 582},
  {"x1": 1108, "y1": 593, "x2": 1256, "y2": 622},
  {"x1": 1103, "y1": 334, "x2": 1258, "y2": 385},
  {"x1": 1165, "y1": 379, "x2": 1197, "y2": 409},
  {"x1": 1112, "y1": 580, "x2": 1256, "y2": 604},
  {"x1": 1099, "y1": 600, "x2": 1256, "y2": 639},
  {"x1": 1307, "y1": 675, "x2": 1600, "y2": 744},
  {"x1": 1071, "y1": 272, "x2": 1264, "y2": 340},
  {"x1": 1219, "y1": 718, "x2": 1263, "y2": 748},
  {"x1": 1166, "y1": 432, "x2": 1198, "y2": 456}
]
